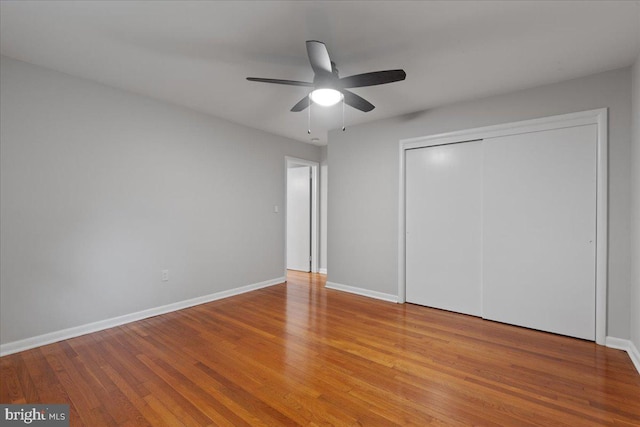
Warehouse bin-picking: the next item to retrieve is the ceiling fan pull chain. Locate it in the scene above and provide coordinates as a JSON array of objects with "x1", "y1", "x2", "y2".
[
  {"x1": 342, "y1": 97, "x2": 346, "y2": 131},
  {"x1": 308, "y1": 96, "x2": 311, "y2": 134}
]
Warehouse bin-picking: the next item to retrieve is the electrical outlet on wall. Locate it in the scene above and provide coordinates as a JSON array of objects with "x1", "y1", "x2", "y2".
[{"x1": 161, "y1": 270, "x2": 169, "y2": 282}]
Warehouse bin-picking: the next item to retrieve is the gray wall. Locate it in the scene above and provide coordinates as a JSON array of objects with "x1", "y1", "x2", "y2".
[
  {"x1": 0, "y1": 56, "x2": 320, "y2": 345},
  {"x1": 631, "y1": 55, "x2": 640, "y2": 351},
  {"x1": 328, "y1": 67, "x2": 632, "y2": 339}
]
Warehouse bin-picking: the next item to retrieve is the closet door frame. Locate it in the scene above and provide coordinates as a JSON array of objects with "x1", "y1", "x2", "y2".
[{"x1": 397, "y1": 108, "x2": 608, "y2": 345}]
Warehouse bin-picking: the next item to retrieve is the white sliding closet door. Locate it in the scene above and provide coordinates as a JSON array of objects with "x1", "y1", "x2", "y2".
[
  {"x1": 482, "y1": 125, "x2": 597, "y2": 340},
  {"x1": 405, "y1": 141, "x2": 483, "y2": 316}
]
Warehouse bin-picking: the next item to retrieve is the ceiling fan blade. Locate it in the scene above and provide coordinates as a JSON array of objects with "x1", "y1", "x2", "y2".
[
  {"x1": 306, "y1": 40, "x2": 333, "y2": 75},
  {"x1": 246, "y1": 77, "x2": 313, "y2": 87},
  {"x1": 342, "y1": 89, "x2": 375, "y2": 112},
  {"x1": 339, "y1": 69, "x2": 406, "y2": 88},
  {"x1": 290, "y1": 95, "x2": 312, "y2": 112}
]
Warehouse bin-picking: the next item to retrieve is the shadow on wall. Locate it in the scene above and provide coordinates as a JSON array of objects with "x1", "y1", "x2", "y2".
[{"x1": 397, "y1": 109, "x2": 433, "y2": 123}]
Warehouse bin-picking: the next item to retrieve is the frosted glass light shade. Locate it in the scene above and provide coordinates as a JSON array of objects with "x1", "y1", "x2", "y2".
[{"x1": 309, "y1": 88, "x2": 343, "y2": 106}]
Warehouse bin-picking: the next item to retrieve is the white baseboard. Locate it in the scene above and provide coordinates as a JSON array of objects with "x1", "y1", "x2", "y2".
[
  {"x1": 318, "y1": 268, "x2": 327, "y2": 275},
  {"x1": 325, "y1": 281, "x2": 398, "y2": 303},
  {"x1": 0, "y1": 276, "x2": 285, "y2": 357},
  {"x1": 606, "y1": 336, "x2": 640, "y2": 375}
]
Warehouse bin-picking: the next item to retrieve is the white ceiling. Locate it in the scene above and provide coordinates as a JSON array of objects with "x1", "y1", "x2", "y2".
[{"x1": 1, "y1": 1, "x2": 639, "y2": 146}]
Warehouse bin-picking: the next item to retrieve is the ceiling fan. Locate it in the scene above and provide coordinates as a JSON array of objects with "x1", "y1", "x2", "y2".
[{"x1": 246, "y1": 40, "x2": 406, "y2": 113}]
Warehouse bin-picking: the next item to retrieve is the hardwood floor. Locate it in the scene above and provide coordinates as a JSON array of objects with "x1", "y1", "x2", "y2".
[{"x1": 2, "y1": 271, "x2": 639, "y2": 426}]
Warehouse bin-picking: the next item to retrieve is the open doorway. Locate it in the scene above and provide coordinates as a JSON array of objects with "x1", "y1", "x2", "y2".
[{"x1": 285, "y1": 157, "x2": 319, "y2": 274}]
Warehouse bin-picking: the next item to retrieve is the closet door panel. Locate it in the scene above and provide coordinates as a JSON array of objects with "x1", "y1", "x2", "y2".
[
  {"x1": 405, "y1": 141, "x2": 483, "y2": 316},
  {"x1": 482, "y1": 125, "x2": 597, "y2": 340}
]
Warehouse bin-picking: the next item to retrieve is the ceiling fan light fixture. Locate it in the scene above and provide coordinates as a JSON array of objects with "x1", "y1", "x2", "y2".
[{"x1": 309, "y1": 88, "x2": 343, "y2": 107}]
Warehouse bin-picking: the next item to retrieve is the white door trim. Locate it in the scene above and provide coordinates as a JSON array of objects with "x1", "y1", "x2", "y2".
[
  {"x1": 397, "y1": 108, "x2": 608, "y2": 345},
  {"x1": 285, "y1": 157, "x2": 320, "y2": 274}
]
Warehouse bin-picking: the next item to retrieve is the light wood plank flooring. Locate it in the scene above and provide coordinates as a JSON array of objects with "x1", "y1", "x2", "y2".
[{"x1": 2, "y1": 271, "x2": 639, "y2": 426}]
